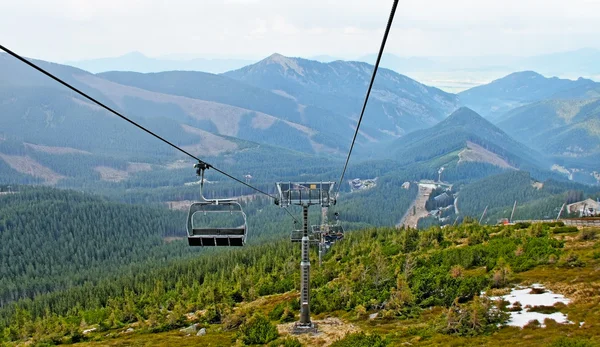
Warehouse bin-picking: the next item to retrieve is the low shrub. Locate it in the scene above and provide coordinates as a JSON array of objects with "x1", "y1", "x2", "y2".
[
  {"x1": 330, "y1": 332, "x2": 388, "y2": 347},
  {"x1": 238, "y1": 313, "x2": 279, "y2": 345},
  {"x1": 439, "y1": 297, "x2": 509, "y2": 336},
  {"x1": 527, "y1": 305, "x2": 559, "y2": 314},
  {"x1": 553, "y1": 226, "x2": 578, "y2": 234},
  {"x1": 580, "y1": 229, "x2": 597, "y2": 241},
  {"x1": 559, "y1": 253, "x2": 586, "y2": 268},
  {"x1": 268, "y1": 337, "x2": 303, "y2": 347},
  {"x1": 550, "y1": 337, "x2": 596, "y2": 347}
]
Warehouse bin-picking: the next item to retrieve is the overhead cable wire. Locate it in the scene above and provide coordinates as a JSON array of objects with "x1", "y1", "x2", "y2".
[
  {"x1": 335, "y1": 0, "x2": 398, "y2": 196},
  {"x1": 283, "y1": 207, "x2": 300, "y2": 223},
  {"x1": 0, "y1": 44, "x2": 277, "y2": 200}
]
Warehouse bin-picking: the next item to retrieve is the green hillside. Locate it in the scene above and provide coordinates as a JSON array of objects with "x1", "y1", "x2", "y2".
[
  {"x1": 497, "y1": 97, "x2": 600, "y2": 156},
  {"x1": 389, "y1": 107, "x2": 546, "y2": 172},
  {"x1": 2, "y1": 220, "x2": 599, "y2": 347},
  {"x1": 0, "y1": 187, "x2": 190, "y2": 305},
  {"x1": 457, "y1": 171, "x2": 600, "y2": 223}
]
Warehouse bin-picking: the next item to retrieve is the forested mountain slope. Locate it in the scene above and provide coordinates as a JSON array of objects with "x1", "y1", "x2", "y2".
[
  {"x1": 0, "y1": 52, "x2": 340, "y2": 158},
  {"x1": 456, "y1": 170, "x2": 600, "y2": 223},
  {"x1": 2, "y1": 221, "x2": 599, "y2": 346},
  {"x1": 0, "y1": 52, "x2": 350, "y2": 188},
  {"x1": 0, "y1": 187, "x2": 190, "y2": 306},
  {"x1": 495, "y1": 98, "x2": 600, "y2": 185},
  {"x1": 388, "y1": 107, "x2": 546, "y2": 172},
  {"x1": 497, "y1": 98, "x2": 600, "y2": 155},
  {"x1": 0, "y1": 176, "x2": 418, "y2": 306}
]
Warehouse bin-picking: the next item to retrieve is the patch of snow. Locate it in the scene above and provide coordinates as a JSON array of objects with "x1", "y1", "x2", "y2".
[
  {"x1": 83, "y1": 328, "x2": 97, "y2": 334},
  {"x1": 488, "y1": 284, "x2": 572, "y2": 328},
  {"x1": 508, "y1": 311, "x2": 570, "y2": 328}
]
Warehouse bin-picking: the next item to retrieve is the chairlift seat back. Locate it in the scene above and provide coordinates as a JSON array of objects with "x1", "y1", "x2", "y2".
[
  {"x1": 290, "y1": 229, "x2": 319, "y2": 243},
  {"x1": 187, "y1": 201, "x2": 247, "y2": 247}
]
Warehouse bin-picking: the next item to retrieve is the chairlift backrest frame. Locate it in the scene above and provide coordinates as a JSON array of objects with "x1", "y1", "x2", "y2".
[
  {"x1": 276, "y1": 182, "x2": 336, "y2": 207},
  {"x1": 186, "y1": 164, "x2": 248, "y2": 247}
]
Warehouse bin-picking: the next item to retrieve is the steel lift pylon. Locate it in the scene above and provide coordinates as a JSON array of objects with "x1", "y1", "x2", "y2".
[{"x1": 275, "y1": 182, "x2": 336, "y2": 334}]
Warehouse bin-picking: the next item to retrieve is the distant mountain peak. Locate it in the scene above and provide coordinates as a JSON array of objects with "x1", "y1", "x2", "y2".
[
  {"x1": 258, "y1": 53, "x2": 305, "y2": 76},
  {"x1": 503, "y1": 70, "x2": 544, "y2": 80},
  {"x1": 122, "y1": 51, "x2": 147, "y2": 58},
  {"x1": 267, "y1": 53, "x2": 284, "y2": 59},
  {"x1": 444, "y1": 107, "x2": 486, "y2": 124}
]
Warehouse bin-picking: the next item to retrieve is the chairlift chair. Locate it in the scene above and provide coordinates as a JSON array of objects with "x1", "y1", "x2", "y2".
[
  {"x1": 312, "y1": 211, "x2": 344, "y2": 249},
  {"x1": 312, "y1": 224, "x2": 344, "y2": 244},
  {"x1": 290, "y1": 221, "x2": 319, "y2": 243},
  {"x1": 275, "y1": 182, "x2": 336, "y2": 207},
  {"x1": 187, "y1": 163, "x2": 248, "y2": 247}
]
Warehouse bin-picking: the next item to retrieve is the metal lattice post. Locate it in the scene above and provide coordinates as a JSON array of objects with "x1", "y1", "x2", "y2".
[{"x1": 299, "y1": 204, "x2": 311, "y2": 325}]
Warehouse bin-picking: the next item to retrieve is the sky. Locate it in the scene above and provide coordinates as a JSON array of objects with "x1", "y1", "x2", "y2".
[{"x1": 1, "y1": 0, "x2": 600, "y2": 63}]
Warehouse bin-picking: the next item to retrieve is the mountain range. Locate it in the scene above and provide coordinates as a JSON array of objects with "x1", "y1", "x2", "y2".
[
  {"x1": 224, "y1": 53, "x2": 458, "y2": 136},
  {"x1": 68, "y1": 48, "x2": 600, "y2": 93},
  {"x1": 458, "y1": 71, "x2": 599, "y2": 120},
  {"x1": 3, "y1": 53, "x2": 462, "y2": 147},
  {"x1": 67, "y1": 51, "x2": 256, "y2": 74},
  {"x1": 1, "y1": 51, "x2": 599, "y2": 187}
]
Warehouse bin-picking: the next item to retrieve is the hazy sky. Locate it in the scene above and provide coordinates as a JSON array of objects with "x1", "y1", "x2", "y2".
[{"x1": 2, "y1": 0, "x2": 600, "y2": 62}]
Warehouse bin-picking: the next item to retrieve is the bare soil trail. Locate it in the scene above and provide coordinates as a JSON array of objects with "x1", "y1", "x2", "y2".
[{"x1": 398, "y1": 184, "x2": 433, "y2": 228}]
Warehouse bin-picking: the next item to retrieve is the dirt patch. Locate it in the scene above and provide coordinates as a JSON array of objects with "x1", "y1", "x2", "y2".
[
  {"x1": 277, "y1": 317, "x2": 360, "y2": 347},
  {"x1": 94, "y1": 166, "x2": 128, "y2": 182},
  {"x1": 166, "y1": 160, "x2": 190, "y2": 170},
  {"x1": 251, "y1": 114, "x2": 277, "y2": 129},
  {"x1": 70, "y1": 97, "x2": 105, "y2": 112},
  {"x1": 0, "y1": 153, "x2": 64, "y2": 185},
  {"x1": 166, "y1": 200, "x2": 195, "y2": 211},
  {"x1": 309, "y1": 138, "x2": 339, "y2": 155},
  {"x1": 164, "y1": 236, "x2": 185, "y2": 243},
  {"x1": 286, "y1": 119, "x2": 315, "y2": 136},
  {"x1": 399, "y1": 183, "x2": 432, "y2": 228},
  {"x1": 272, "y1": 89, "x2": 297, "y2": 101},
  {"x1": 181, "y1": 124, "x2": 238, "y2": 156},
  {"x1": 127, "y1": 162, "x2": 152, "y2": 173},
  {"x1": 532, "y1": 181, "x2": 544, "y2": 190},
  {"x1": 24, "y1": 142, "x2": 91, "y2": 155},
  {"x1": 458, "y1": 141, "x2": 515, "y2": 169}
]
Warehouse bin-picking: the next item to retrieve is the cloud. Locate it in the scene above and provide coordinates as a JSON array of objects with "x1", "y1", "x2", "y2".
[{"x1": 1, "y1": 0, "x2": 599, "y2": 62}]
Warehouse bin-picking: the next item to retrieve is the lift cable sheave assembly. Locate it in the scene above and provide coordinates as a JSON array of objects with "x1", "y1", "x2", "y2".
[{"x1": 0, "y1": 44, "x2": 301, "y2": 245}]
